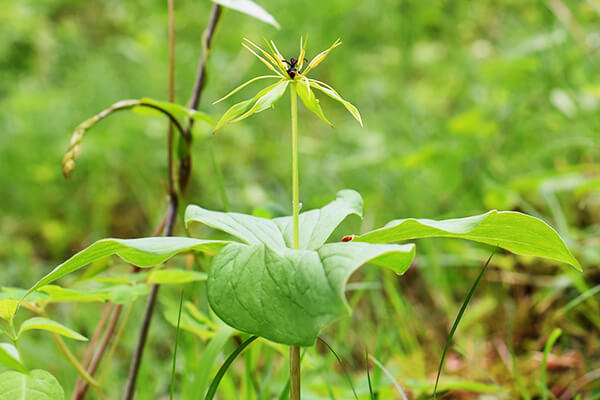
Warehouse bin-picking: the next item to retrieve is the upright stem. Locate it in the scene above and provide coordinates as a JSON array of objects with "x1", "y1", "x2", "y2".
[
  {"x1": 289, "y1": 82, "x2": 301, "y2": 400},
  {"x1": 290, "y1": 83, "x2": 299, "y2": 250}
]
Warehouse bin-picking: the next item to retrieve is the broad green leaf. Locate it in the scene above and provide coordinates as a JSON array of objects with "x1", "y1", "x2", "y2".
[
  {"x1": 213, "y1": 0, "x2": 280, "y2": 29},
  {"x1": 213, "y1": 82, "x2": 281, "y2": 132},
  {"x1": 0, "y1": 343, "x2": 27, "y2": 373},
  {"x1": 231, "y1": 80, "x2": 289, "y2": 123},
  {"x1": 18, "y1": 317, "x2": 87, "y2": 341},
  {"x1": 309, "y1": 79, "x2": 363, "y2": 127},
  {"x1": 0, "y1": 299, "x2": 18, "y2": 322},
  {"x1": 0, "y1": 369, "x2": 64, "y2": 400},
  {"x1": 148, "y1": 269, "x2": 207, "y2": 285},
  {"x1": 93, "y1": 284, "x2": 150, "y2": 304},
  {"x1": 295, "y1": 80, "x2": 333, "y2": 127},
  {"x1": 356, "y1": 210, "x2": 581, "y2": 270},
  {"x1": 273, "y1": 189, "x2": 363, "y2": 250},
  {"x1": 91, "y1": 272, "x2": 148, "y2": 285},
  {"x1": 1, "y1": 289, "x2": 49, "y2": 304},
  {"x1": 185, "y1": 206, "x2": 286, "y2": 249},
  {"x1": 38, "y1": 285, "x2": 105, "y2": 303},
  {"x1": 208, "y1": 241, "x2": 414, "y2": 346},
  {"x1": 24, "y1": 237, "x2": 229, "y2": 300},
  {"x1": 187, "y1": 190, "x2": 363, "y2": 251}
]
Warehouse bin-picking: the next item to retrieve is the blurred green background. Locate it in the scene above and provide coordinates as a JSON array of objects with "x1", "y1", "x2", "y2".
[{"x1": 1, "y1": 0, "x2": 599, "y2": 398}]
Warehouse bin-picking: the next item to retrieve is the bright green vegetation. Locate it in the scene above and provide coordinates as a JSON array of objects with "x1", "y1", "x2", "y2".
[{"x1": 1, "y1": 0, "x2": 599, "y2": 399}]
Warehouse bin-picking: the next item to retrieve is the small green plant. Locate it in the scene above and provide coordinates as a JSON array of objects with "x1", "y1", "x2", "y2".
[{"x1": 13, "y1": 35, "x2": 581, "y2": 400}]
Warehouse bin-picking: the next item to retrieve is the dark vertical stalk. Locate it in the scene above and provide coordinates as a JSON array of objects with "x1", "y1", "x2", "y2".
[
  {"x1": 180, "y1": 3, "x2": 222, "y2": 192},
  {"x1": 123, "y1": 195, "x2": 177, "y2": 400}
]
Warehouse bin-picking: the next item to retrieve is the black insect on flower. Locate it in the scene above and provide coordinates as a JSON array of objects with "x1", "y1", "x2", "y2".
[{"x1": 281, "y1": 57, "x2": 307, "y2": 79}]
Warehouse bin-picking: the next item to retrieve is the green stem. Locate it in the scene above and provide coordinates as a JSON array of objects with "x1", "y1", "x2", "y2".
[
  {"x1": 290, "y1": 83, "x2": 299, "y2": 250},
  {"x1": 289, "y1": 82, "x2": 301, "y2": 400},
  {"x1": 51, "y1": 333, "x2": 102, "y2": 393}
]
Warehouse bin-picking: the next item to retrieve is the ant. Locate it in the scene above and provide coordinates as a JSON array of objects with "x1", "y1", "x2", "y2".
[{"x1": 282, "y1": 57, "x2": 307, "y2": 79}]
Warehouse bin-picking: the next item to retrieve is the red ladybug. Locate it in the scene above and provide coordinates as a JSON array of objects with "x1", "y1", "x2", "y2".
[{"x1": 341, "y1": 235, "x2": 355, "y2": 242}]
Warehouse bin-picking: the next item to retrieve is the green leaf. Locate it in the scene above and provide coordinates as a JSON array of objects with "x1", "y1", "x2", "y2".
[
  {"x1": 23, "y1": 237, "x2": 229, "y2": 300},
  {"x1": 187, "y1": 110, "x2": 215, "y2": 125},
  {"x1": 309, "y1": 79, "x2": 363, "y2": 127},
  {"x1": 213, "y1": 99, "x2": 255, "y2": 132},
  {"x1": 38, "y1": 285, "x2": 105, "y2": 303},
  {"x1": 186, "y1": 189, "x2": 363, "y2": 251},
  {"x1": 133, "y1": 98, "x2": 214, "y2": 125},
  {"x1": 185, "y1": 206, "x2": 286, "y2": 249},
  {"x1": 273, "y1": 189, "x2": 363, "y2": 250},
  {"x1": 208, "y1": 241, "x2": 414, "y2": 346},
  {"x1": 0, "y1": 369, "x2": 64, "y2": 400},
  {"x1": 231, "y1": 80, "x2": 289, "y2": 123},
  {"x1": 148, "y1": 269, "x2": 207, "y2": 285},
  {"x1": 0, "y1": 343, "x2": 27, "y2": 373},
  {"x1": 93, "y1": 284, "x2": 150, "y2": 305},
  {"x1": 0, "y1": 299, "x2": 18, "y2": 322},
  {"x1": 1, "y1": 289, "x2": 49, "y2": 305},
  {"x1": 356, "y1": 210, "x2": 581, "y2": 270},
  {"x1": 212, "y1": 0, "x2": 280, "y2": 29},
  {"x1": 213, "y1": 82, "x2": 281, "y2": 132},
  {"x1": 295, "y1": 80, "x2": 333, "y2": 127},
  {"x1": 18, "y1": 317, "x2": 87, "y2": 341}
]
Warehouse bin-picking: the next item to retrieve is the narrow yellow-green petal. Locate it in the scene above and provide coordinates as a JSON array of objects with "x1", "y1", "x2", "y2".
[
  {"x1": 213, "y1": 75, "x2": 280, "y2": 104},
  {"x1": 231, "y1": 80, "x2": 289, "y2": 123},
  {"x1": 214, "y1": 81, "x2": 283, "y2": 132},
  {"x1": 297, "y1": 35, "x2": 308, "y2": 71},
  {"x1": 309, "y1": 78, "x2": 363, "y2": 127},
  {"x1": 243, "y1": 38, "x2": 288, "y2": 75},
  {"x1": 295, "y1": 79, "x2": 333, "y2": 127},
  {"x1": 303, "y1": 38, "x2": 342, "y2": 75},
  {"x1": 263, "y1": 39, "x2": 288, "y2": 71},
  {"x1": 242, "y1": 43, "x2": 284, "y2": 77}
]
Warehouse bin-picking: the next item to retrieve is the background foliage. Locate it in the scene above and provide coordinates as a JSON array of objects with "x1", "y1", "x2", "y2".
[{"x1": 1, "y1": 0, "x2": 599, "y2": 398}]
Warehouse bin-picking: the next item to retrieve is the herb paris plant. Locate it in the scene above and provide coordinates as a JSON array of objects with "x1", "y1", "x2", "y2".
[{"x1": 18, "y1": 36, "x2": 581, "y2": 399}]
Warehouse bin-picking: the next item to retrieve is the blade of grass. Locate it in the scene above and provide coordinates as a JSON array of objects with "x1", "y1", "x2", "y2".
[
  {"x1": 204, "y1": 335, "x2": 258, "y2": 400},
  {"x1": 368, "y1": 354, "x2": 408, "y2": 400},
  {"x1": 432, "y1": 247, "x2": 497, "y2": 399},
  {"x1": 541, "y1": 328, "x2": 562, "y2": 400},
  {"x1": 170, "y1": 290, "x2": 184, "y2": 400},
  {"x1": 366, "y1": 350, "x2": 375, "y2": 400},
  {"x1": 318, "y1": 337, "x2": 359, "y2": 400},
  {"x1": 511, "y1": 347, "x2": 531, "y2": 400}
]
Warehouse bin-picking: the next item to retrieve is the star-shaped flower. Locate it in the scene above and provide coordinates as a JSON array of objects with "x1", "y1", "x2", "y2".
[{"x1": 213, "y1": 37, "x2": 363, "y2": 131}]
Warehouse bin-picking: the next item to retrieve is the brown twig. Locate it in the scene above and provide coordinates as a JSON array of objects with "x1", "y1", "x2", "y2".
[
  {"x1": 71, "y1": 303, "x2": 113, "y2": 399},
  {"x1": 72, "y1": 305, "x2": 122, "y2": 399},
  {"x1": 179, "y1": 3, "x2": 222, "y2": 192}
]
